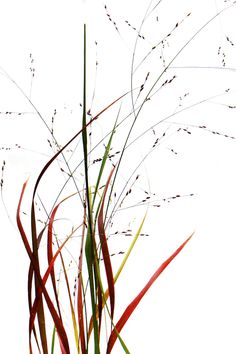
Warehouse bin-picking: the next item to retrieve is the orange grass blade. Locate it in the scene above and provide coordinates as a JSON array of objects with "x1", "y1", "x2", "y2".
[
  {"x1": 106, "y1": 233, "x2": 194, "y2": 354},
  {"x1": 98, "y1": 166, "x2": 116, "y2": 321}
]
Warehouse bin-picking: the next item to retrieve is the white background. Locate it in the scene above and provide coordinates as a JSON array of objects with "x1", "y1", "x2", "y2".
[{"x1": 1, "y1": 0, "x2": 236, "y2": 353}]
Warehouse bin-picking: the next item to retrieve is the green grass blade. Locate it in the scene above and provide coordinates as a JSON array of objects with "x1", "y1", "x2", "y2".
[
  {"x1": 92, "y1": 109, "x2": 119, "y2": 210},
  {"x1": 82, "y1": 23, "x2": 100, "y2": 354},
  {"x1": 77, "y1": 216, "x2": 87, "y2": 354},
  {"x1": 97, "y1": 167, "x2": 116, "y2": 320},
  {"x1": 114, "y1": 213, "x2": 147, "y2": 283},
  {"x1": 50, "y1": 326, "x2": 56, "y2": 354},
  {"x1": 87, "y1": 212, "x2": 146, "y2": 341}
]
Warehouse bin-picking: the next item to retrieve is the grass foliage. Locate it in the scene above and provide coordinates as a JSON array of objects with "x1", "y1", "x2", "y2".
[{"x1": 1, "y1": 1, "x2": 236, "y2": 353}]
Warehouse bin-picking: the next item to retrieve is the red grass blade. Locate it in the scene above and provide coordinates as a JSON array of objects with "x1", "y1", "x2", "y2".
[
  {"x1": 21, "y1": 94, "x2": 128, "y2": 353},
  {"x1": 106, "y1": 234, "x2": 194, "y2": 354},
  {"x1": 47, "y1": 202, "x2": 62, "y2": 318},
  {"x1": 77, "y1": 278, "x2": 86, "y2": 354},
  {"x1": 28, "y1": 226, "x2": 47, "y2": 353},
  {"x1": 32, "y1": 93, "x2": 128, "y2": 200},
  {"x1": 47, "y1": 193, "x2": 77, "y2": 321},
  {"x1": 29, "y1": 234, "x2": 71, "y2": 344},
  {"x1": 17, "y1": 180, "x2": 71, "y2": 353},
  {"x1": 98, "y1": 166, "x2": 116, "y2": 320}
]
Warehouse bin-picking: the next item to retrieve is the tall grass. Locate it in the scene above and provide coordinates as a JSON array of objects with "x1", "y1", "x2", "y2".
[{"x1": 1, "y1": 1, "x2": 236, "y2": 353}]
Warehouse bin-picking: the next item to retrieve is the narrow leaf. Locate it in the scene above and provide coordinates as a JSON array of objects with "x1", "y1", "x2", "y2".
[
  {"x1": 87, "y1": 213, "x2": 146, "y2": 339},
  {"x1": 106, "y1": 234, "x2": 193, "y2": 353},
  {"x1": 98, "y1": 166, "x2": 116, "y2": 321},
  {"x1": 17, "y1": 180, "x2": 71, "y2": 354}
]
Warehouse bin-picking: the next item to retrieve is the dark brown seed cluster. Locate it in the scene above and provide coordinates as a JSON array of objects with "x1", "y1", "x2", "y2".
[
  {"x1": 29, "y1": 53, "x2": 35, "y2": 78},
  {"x1": 139, "y1": 72, "x2": 150, "y2": 94},
  {"x1": 104, "y1": 4, "x2": 119, "y2": 32},
  {"x1": 0, "y1": 144, "x2": 21, "y2": 151},
  {"x1": 152, "y1": 130, "x2": 168, "y2": 149},
  {"x1": 161, "y1": 75, "x2": 177, "y2": 87},
  {"x1": 113, "y1": 229, "x2": 149, "y2": 237},
  {"x1": 124, "y1": 19, "x2": 145, "y2": 40},
  {"x1": 218, "y1": 46, "x2": 226, "y2": 67},
  {"x1": 51, "y1": 108, "x2": 57, "y2": 135},
  {"x1": 0, "y1": 111, "x2": 26, "y2": 116},
  {"x1": 139, "y1": 191, "x2": 194, "y2": 207},
  {"x1": 1, "y1": 160, "x2": 6, "y2": 188},
  {"x1": 198, "y1": 125, "x2": 236, "y2": 140},
  {"x1": 226, "y1": 35, "x2": 234, "y2": 46}
]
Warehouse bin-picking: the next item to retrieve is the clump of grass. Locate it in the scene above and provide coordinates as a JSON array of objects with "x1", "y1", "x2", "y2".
[
  {"x1": 1, "y1": 1, "x2": 235, "y2": 353},
  {"x1": 15, "y1": 23, "x2": 193, "y2": 353}
]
